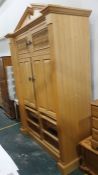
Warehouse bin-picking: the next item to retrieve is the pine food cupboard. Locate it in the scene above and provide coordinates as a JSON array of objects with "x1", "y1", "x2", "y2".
[{"x1": 6, "y1": 5, "x2": 92, "y2": 174}]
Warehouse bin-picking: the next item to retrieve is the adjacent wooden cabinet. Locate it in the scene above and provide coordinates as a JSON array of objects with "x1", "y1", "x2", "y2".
[
  {"x1": 6, "y1": 5, "x2": 92, "y2": 174},
  {"x1": 0, "y1": 56, "x2": 15, "y2": 118}
]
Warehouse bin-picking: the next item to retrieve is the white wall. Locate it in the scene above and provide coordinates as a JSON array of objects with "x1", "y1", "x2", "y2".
[
  {"x1": 0, "y1": 37, "x2": 10, "y2": 56},
  {"x1": 0, "y1": 0, "x2": 98, "y2": 99}
]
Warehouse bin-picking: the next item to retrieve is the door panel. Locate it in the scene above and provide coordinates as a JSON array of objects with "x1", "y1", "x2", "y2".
[
  {"x1": 32, "y1": 53, "x2": 56, "y2": 119},
  {"x1": 33, "y1": 58, "x2": 47, "y2": 113},
  {"x1": 43, "y1": 59, "x2": 56, "y2": 114},
  {"x1": 19, "y1": 58, "x2": 36, "y2": 108},
  {"x1": 17, "y1": 37, "x2": 36, "y2": 109}
]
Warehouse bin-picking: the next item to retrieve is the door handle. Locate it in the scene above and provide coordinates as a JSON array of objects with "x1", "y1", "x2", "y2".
[
  {"x1": 28, "y1": 77, "x2": 32, "y2": 81},
  {"x1": 26, "y1": 40, "x2": 32, "y2": 46},
  {"x1": 28, "y1": 77, "x2": 36, "y2": 81},
  {"x1": 32, "y1": 77, "x2": 36, "y2": 81}
]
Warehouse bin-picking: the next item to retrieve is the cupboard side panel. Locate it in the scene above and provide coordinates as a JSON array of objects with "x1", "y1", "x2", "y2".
[{"x1": 48, "y1": 14, "x2": 91, "y2": 163}]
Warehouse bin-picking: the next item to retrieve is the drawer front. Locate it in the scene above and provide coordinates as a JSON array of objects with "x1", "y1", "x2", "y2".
[
  {"x1": 25, "y1": 106, "x2": 41, "y2": 136},
  {"x1": 92, "y1": 106, "x2": 98, "y2": 117},
  {"x1": 41, "y1": 115, "x2": 58, "y2": 137},
  {"x1": 25, "y1": 106, "x2": 39, "y2": 123},
  {"x1": 92, "y1": 128, "x2": 98, "y2": 141},
  {"x1": 91, "y1": 139, "x2": 98, "y2": 151},
  {"x1": 92, "y1": 117, "x2": 98, "y2": 129},
  {"x1": 41, "y1": 114, "x2": 59, "y2": 152}
]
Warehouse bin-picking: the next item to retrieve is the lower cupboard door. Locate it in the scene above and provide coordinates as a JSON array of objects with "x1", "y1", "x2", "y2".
[{"x1": 32, "y1": 54, "x2": 57, "y2": 119}]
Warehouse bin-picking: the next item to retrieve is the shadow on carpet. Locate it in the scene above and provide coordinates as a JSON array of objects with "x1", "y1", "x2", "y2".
[{"x1": 0, "y1": 108, "x2": 17, "y2": 129}]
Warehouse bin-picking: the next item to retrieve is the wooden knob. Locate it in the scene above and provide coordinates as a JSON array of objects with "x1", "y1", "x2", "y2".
[
  {"x1": 26, "y1": 41, "x2": 32, "y2": 46},
  {"x1": 28, "y1": 77, "x2": 32, "y2": 81}
]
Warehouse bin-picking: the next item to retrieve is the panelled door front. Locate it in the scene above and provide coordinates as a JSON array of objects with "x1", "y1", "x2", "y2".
[
  {"x1": 16, "y1": 37, "x2": 36, "y2": 109},
  {"x1": 31, "y1": 29, "x2": 57, "y2": 120}
]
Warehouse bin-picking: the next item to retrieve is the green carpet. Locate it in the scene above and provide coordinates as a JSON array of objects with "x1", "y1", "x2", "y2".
[
  {"x1": 0, "y1": 108, "x2": 16, "y2": 128},
  {"x1": 0, "y1": 109, "x2": 85, "y2": 175}
]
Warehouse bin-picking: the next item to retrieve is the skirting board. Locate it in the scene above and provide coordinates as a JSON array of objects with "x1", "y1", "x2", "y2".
[{"x1": 58, "y1": 157, "x2": 80, "y2": 175}]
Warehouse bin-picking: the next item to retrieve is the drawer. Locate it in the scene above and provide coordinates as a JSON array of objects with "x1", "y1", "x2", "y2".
[
  {"x1": 91, "y1": 139, "x2": 98, "y2": 151},
  {"x1": 41, "y1": 115, "x2": 58, "y2": 138},
  {"x1": 91, "y1": 106, "x2": 98, "y2": 117},
  {"x1": 27, "y1": 120, "x2": 40, "y2": 137},
  {"x1": 25, "y1": 106, "x2": 40, "y2": 126},
  {"x1": 43, "y1": 133, "x2": 59, "y2": 150},
  {"x1": 92, "y1": 117, "x2": 98, "y2": 129},
  {"x1": 25, "y1": 106, "x2": 41, "y2": 137},
  {"x1": 92, "y1": 128, "x2": 98, "y2": 141}
]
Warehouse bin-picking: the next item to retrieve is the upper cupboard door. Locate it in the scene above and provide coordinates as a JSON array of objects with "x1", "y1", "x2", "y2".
[
  {"x1": 18, "y1": 58, "x2": 36, "y2": 109},
  {"x1": 31, "y1": 29, "x2": 57, "y2": 120},
  {"x1": 16, "y1": 38, "x2": 36, "y2": 109}
]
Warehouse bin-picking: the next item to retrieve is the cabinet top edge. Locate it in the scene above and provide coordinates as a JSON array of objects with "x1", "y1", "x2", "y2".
[
  {"x1": 41, "y1": 4, "x2": 92, "y2": 17},
  {"x1": 5, "y1": 4, "x2": 92, "y2": 39}
]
